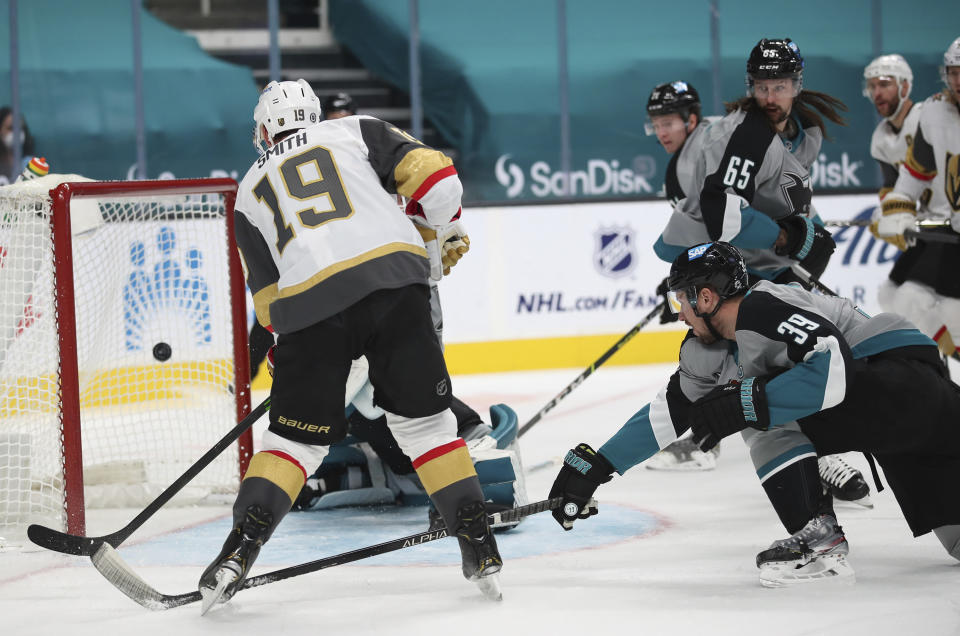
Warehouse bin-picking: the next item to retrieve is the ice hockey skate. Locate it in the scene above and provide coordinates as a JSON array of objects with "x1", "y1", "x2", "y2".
[
  {"x1": 198, "y1": 505, "x2": 273, "y2": 614},
  {"x1": 645, "y1": 437, "x2": 719, "y2": 471},
  {"x1": 819, "y1": 454, "x2": 872, "y2": 508},
  {"x1": 455, "y1": 502, "x2": 503, "y2": 601},
  {"x1": 756, "y1": 513, "x2": 854, "y2": 587}
]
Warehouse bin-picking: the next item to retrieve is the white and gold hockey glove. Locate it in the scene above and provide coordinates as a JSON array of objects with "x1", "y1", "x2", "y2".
[
  {"x1": 411, "y1": 217, "x2": 470, "y2": 281},
  {"x1": 875, "y1": 193, "x2": 917, "y2": 251}
]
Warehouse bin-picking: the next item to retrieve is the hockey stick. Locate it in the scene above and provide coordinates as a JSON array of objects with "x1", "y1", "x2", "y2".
[
  {"x1": 27, "y1": 396, "x2": 271, "y2": 556},
  {"x1": 903, "y1": 227, "x2": 960, "y2": 245},
  {"x1": 824, "y1": 219, "x2": 951, "y2": 230},
  {"x1": 790, "y1": 264, "x2": 839, "y2": 297},
  {"x1": 89, "y1": 496, "x2": 564, "y2": 610},
  {"x1": 517, "y1": 302, "x2": 665, "y2": 438}
]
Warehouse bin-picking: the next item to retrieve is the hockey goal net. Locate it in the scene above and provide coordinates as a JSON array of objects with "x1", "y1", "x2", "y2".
[{"x1": 0, "y1": 176, "x2": 253, "y2": 539}]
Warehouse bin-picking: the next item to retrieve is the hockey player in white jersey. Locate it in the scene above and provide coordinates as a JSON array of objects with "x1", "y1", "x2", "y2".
[
  {"x1": 653, "y1": 38, "x2": 843, "y2": 285},
  {"x1": 199, "y1": 79, "x2": 501, "y2": 611},
  {"x1": 548, "y1": 242, "x2": 960, "y2": 586},
  {"x1": 876, "y1": 36, "x2": 960, "y2": 359},
  {"x1": 862, "y1": 55, "x2": 930, "y2": 320},
  {"x1": 644, "y1": 80, "x2": 722, "y2": 471}
]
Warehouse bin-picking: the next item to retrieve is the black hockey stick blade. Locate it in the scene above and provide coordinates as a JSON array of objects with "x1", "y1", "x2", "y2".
[
  {"x1": 517, "y1": 302, "x2": 663, "y2": 438},
  {"x1": 90, "y1": 497, "x2": 563, "y2": 610},
  {"x1": 28, "y1": 397, "x2": 271, "y2": 556}
]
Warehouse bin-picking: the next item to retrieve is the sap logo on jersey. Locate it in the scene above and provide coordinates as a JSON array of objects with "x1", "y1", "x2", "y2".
[
  {"x1": 495, "y1": 155, "x2": 654, "y2": 198},
  {"x1": 594, "y1": 226, "x2": 637, "y2": 278},
  {"x1": 810, "y1": 153, "x2": 862, "y2": 188}
]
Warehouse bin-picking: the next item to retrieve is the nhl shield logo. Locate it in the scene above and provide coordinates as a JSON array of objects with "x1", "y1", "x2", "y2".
[{"x1": 593, "y1": 226, "x2": 636, "y2": 278}]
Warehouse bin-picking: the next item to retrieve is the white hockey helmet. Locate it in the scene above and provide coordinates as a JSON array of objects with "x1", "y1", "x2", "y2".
[
  {"x1": 862, "y1": 54, "x2": 913, "y2": 120},
  {"x1": 253, "y1": 79, "x2": 321, "y2": 151},
  {"x1": 940, "y1": 37, "x2": 960, "y2": 89}
]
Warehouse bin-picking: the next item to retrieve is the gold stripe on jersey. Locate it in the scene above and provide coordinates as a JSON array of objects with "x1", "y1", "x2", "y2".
[
  {"x1": 394, "y1": 148, "x2": 454, "y2": 199},
  {"x1": 277, "y1": 242, "x2": 428, "y2": 299},
  {"x1": 253, "y1": 283, "x2": 279, "y2": 329}
]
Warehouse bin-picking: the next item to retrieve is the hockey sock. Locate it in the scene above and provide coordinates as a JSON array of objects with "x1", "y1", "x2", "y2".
[
  {"x1": 412, "y1": 438, "x2": 485, "y2": 529},
  {"x1": 762, "y1": 456, "x2": 834, "y2": 534},
  {"x1": 232, "y1": 450, "x2": 307, "y2": 540}
]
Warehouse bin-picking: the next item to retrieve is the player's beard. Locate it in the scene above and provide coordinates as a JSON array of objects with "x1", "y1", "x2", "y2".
[
  {"x1": 875, "y1": 95, "x2": 899, "y2": 118},
  {"x1": 764, "y1": 105, "x2": 788, "y2": 125}
]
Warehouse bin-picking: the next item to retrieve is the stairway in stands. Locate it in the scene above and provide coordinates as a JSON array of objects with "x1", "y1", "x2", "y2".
[{"x1": 145, "y1": 0, "x2": 452, "y2": 154}]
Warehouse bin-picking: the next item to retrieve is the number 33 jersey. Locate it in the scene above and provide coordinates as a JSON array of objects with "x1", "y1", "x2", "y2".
[{"x1": 234, "y1": 116, "x2": 462, "y2": 334}]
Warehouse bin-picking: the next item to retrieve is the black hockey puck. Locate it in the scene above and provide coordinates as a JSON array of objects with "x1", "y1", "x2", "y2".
[{"x1": 152, "y1": 342, "x2": 172, "y2": 362}]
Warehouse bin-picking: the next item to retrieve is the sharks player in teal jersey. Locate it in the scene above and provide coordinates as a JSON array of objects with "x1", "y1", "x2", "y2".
[
  {"x1": 654, "y1": 38, "x2": 844, "y2": 286},
  {"x1": 548, "y1": 242, "x2": 960, "y2": 586}
]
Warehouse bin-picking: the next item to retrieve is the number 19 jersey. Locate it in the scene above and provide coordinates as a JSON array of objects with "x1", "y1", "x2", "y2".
[{"x1": 234, "y1": 116, "x2": 462, "y2": 334}]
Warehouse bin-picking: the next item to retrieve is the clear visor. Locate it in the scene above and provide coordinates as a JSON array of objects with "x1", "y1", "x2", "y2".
[
  {"x1": 645, "y1": 115, "x2": 686, "y2": 137},
  {"x1": 861, "y1": 75, "x2": 899, "y2": 100},
  {"x1": 746, "y1": 75, "x2": 801, "y2": 98},
  {"x1": 665, "y1": 289, "x2": 687, "y2": 315}
]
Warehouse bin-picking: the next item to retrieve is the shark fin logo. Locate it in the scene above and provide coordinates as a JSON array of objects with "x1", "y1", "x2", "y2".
[{"x1": 495, "y1": 154, "x2": 525, "y2": 198}]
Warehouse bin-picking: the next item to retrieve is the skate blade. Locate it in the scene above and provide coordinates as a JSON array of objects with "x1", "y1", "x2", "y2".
[
  {"x1": 759, "y1": 554, "x2": 855, "y2": 588},
  {"x1": 200, "y1": 568, "x2": 239, "y2": 616},
  {"x1": 475, "y1": 573, "x2": 502, "y2": 601},
  {"x1": 834, "y1": 494, "x2": 873, "y2": 509}
]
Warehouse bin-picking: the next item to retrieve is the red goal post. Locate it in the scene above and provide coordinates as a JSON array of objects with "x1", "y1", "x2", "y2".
[{"x1": 0, "y1": 176, "x2": 254, "y2": 538}]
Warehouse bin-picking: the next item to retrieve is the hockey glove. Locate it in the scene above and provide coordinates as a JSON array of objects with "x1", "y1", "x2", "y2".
[
  {"x1": 775, "y1": 216, "x2": 835, "y2": 280},
  {"x1": 408, "y1": 200, "x2": 470, "y2": 281},
  {"x1": 688, "y1": 378, "x2": 770, "y2": 451},
  {"x1": 656, "y1": 277, "x2": 679, "y2": 324},
  {"x1": 875, "y1": 193, "x2": 917, "y2": 252},
  {"x1": 548, "y1": 443, "x2": 614, "y2": 530}
]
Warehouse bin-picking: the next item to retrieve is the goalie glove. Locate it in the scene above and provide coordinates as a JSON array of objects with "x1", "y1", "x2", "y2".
[
  {"x1": 408, "y1": 201, "x2": 470, "y2": 281},
  {"x1": 548, "y1": 443, "x2": 614, "y2": 530},
  {"x1": 688, "y1": 378, "x2": 770, "y2": 451},
  {"x1": 775, "y1": 216, "x2": 835, "y2": 280},
  {"x1": 875, "y1": 193, "x2": 917, "y2": 251}
]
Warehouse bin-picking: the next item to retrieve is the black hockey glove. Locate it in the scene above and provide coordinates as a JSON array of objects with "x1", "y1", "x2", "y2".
[
  {"x1": 688, "y1": 378, "x2": 770, "y2": 451},
  {"x1": 775, "y1": 216, "x2": 835, "y2": 280},
  {"x1": 656, "y1": 277, "x2": 679, "y2": 324},
  {"x1": 549, "y1": 443, "x2": 614, "y2": 530}
]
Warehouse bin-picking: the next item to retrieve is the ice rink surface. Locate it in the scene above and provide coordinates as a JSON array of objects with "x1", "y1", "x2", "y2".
[{"x1": 3, "y1": 361, "x2": 960, "y2": 636}]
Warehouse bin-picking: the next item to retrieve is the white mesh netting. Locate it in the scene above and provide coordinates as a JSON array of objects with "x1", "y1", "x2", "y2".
[{"x1": 0, "y1": 176, "x2": 246, "y2": 538}]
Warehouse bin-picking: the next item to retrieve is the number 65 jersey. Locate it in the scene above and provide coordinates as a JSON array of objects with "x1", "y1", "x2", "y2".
[
  {"x1": 234, "y1": 116, "x2": 462, "y2": 334},
  {"x1": 734, "y1": 280, "x2": 934, "y2": 427}
]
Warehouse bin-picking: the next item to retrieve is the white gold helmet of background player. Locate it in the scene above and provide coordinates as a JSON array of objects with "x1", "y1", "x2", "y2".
[
  {"x1": 253, "y1": 79, "x2": 321, "y2": 152},
  {"x1": 941, "y1": 36, "x2": 960, "y2": 90},
  {"x1": 863, "y1": 55, "x2": 912, "y2": 97}
]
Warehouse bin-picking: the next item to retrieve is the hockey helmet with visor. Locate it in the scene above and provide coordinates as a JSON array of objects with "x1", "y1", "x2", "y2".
[
  {"x1": 665, "y1": 242, "x2": 748, "y2": 316},
  {"x1": 645, "y1": 81, "x2": 701, "y2": 136},
  {"x1": 746, "y1": 38, "x2": 804, "y2": 98}
]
